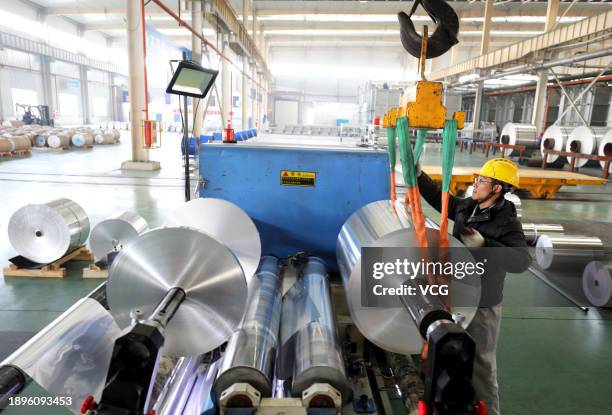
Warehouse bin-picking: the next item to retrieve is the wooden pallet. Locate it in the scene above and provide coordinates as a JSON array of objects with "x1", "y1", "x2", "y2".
[
  {"x1": 0, "y1": 151, "x2": 13, "y2": 158},
  {"x1": 82, "y1": 264, "x2": 108, "y2": 279},
  {"x1": 399, "y1": 165, "x2": 607, "y2": 199},
  {"x1": 32, "y1": 147, "x2": 69, "y2": 152},
  {"x1": 12, "y1": 150, "x2": 30, "y2": 157},
  {"x1": 3, "y1": 247, "x2": 94, "y2": 278}
]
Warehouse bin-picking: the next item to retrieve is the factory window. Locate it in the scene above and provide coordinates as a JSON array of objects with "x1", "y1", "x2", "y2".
[
  {"x1": 58, "y1": 93, "x2": 79, "y2": 117},
  {"x1": 11, "y1": 88, "x2": 38, "y2": 109},
  {"x1": 92, "y1": 97, "x2": 108, "y2": 117},
  {"x1": 590, "y1": 86, "x2": 610, "y2": 127}
]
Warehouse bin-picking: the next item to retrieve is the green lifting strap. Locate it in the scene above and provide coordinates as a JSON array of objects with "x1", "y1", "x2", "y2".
[
  {"x1": 414, "y1": 129, "x2": 427, "y2": 162},
  {"x1": 441, "y1": 119, "x2": 458, "y2": 193},
  {"x1": 397, "y1": 116, "x2": 417, "y2": 188}
]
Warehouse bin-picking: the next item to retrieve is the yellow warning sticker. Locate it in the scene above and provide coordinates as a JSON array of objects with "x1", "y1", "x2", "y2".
[{"x1": 280, "y1": 170, "x2": 316, "y2": 187}]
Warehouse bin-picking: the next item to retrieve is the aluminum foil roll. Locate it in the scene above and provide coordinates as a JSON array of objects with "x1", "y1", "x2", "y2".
[
  {"x1": 535, "y1": 234, "x2": 604, "y2": 270},
  {"x1": 94, "y1": 133, "x2": 116, "y2": 144},
  {"x1": 47, "y1": 134, "x2": 71, "y2": 149},
  {"x1": 89, "y1": 211, "x2": 149, "y2": 261},
  {"x1": 72, "y1": 133, "x2": 94, "y2": 147},
  {"x1": 164, "y1": 198, "x2": 262, "y2": 284},
  {"x1": 597, "y1": 129, "x2": 612, "y2": 172},
  {"x1": 566, "y1": 126, "x2": 607, "y2": 168},
  {"x1": 35, "y1": 134, "x2": 47, "y2": 147},
  {"x1": 540, "y1": 125, "x2": 571, "y2": 164},
  {"x1": 1, "y1": 298, "x2": 121, "y2": 414},
  {"x1": 214, "y1": 256, "x2": 282, "y2": 398},
  {"x1": 499, "y1": 123, "x2": 538, "y2": 157},
  {"x1": 582, "y1": 261, "x2": 612, "y2": 307},
  {"x1": 336, "y1": 200, "x2": 480, "y2": 355},
  {"x1": 8, "y1": 198, "x2": 90, "y2": 264}
]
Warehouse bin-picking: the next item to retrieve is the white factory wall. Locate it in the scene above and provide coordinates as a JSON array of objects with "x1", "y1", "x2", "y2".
[{"x1": 269, "y1": 46, "x2": 416, "y2": 126}]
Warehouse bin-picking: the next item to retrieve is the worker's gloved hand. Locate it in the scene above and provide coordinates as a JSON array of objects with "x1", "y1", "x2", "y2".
[
  {"x1": 460, "y1": 226, "x2": 485, "y2": 248},
  {"x1": 415, "y1": 161, "x2": 422, "y2": 177}
]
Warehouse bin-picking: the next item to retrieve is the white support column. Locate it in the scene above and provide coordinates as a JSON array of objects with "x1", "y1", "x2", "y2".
[
  {"x1": 252, "y1": 63, "x2": 258, "y2": 128},
  {"x1": 531, "y1": 0, "x2": 559, "y2": 133},
  {"x1": 473, "y1": 0, "x2": 493, "y2": 130},
  {"x1": 192, "y1": 0, "x2": 204, "y2": 138},
  {"x1": 221, "y1": 34, "x2": 231, "y2": 128},
  {"x1": 242, "y1": 0, "x2": 249, "y2": 129},
  {"x1": 122, "y1": 0, "x2": 159, "y2": 171},
  {"x1": 79, "y1": 65, "x2": 90, "y2": 124}
]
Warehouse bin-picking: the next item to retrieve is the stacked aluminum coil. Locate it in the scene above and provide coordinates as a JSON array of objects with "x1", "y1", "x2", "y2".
[
  {"x1": 582, "y1": 261, "x2": 612, "y2": 307},
  {"x1": 597, "y1": 129, "x2": 612, "y2": 173},
  {"x1": 540, "y1": 125, "x2": 572, "y2": 165},
  {"x1": 535, "y1": 234, "x2": 604, "y2": 270},
  {"x1": 89, "y1": 211, "x2": 149, "y2": 261},
  {"x1": 8, "y1": 198, "x2": 90, "y2": 264},
  {"x1": 565, "y1": 126, "x2": 608, "y2": 168},
  {"x1": 499, "y1": 123, "x2": 538, "y2": 157}
]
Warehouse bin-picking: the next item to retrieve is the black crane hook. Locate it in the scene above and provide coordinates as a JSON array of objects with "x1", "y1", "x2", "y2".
[{"x1": 398, "y1": 0, "x2": 459, "y2": 59}]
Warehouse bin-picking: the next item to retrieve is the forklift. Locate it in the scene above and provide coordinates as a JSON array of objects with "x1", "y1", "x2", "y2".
[{"x1": 15, "y1": 103, "x2": 54, "y2": 126}]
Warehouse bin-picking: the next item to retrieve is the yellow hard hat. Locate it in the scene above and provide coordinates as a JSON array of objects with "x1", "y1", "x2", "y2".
[{"x1": 479, "y1": 158, "x2": 519, "y2": 188}]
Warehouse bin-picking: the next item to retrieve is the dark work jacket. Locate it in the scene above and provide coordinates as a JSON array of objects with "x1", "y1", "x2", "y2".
[{"x1": 418, "y1": 172, "x2": 531, "y2": 306}]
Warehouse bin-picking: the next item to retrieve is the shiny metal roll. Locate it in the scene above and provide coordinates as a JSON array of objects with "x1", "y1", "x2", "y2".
[
  {"x1": 566, "y1": 126, "x2": 607, "y2": 168},
  {"x1": 499, "y1": 123, "x2": 538, "y2": 157},
  {"x1": 214, "y1": 256, "x2": 282, "y2": 398},
  {"x1": 165, "y1": 198, "x2": 262, "y2": 284},
  {"x1": 34, "y1": 134, "x2": 47, "y2": 147},
  {"x1": 336, "y1": 200, "x2": 480, "y2": 355},
  {"x1": 8, "y1": 198, "x2": 90, "y2": 264},
  {"x1": 522, "y1": 223, "x2": 564, "y2": 245},
  {"x1": 107, "y1": 227, "x2": 248, "y2": 357},
  {"x1": 582, "y1": 261, "x2": 612, "y2": 307},
  {"x1": 0, "y1": 297, "x2": 121, "y2": 414},
  {"x1": 71, "y1": 133, "x2": 94, "y2": 147},
  {"x1": 0, "y1": 139, "x2": 12, "y2": 152},
  {"x1": 597, "y1": 129, "x2": 612, "y2": 172},
  {"x1": 89, "y1": 211, "x2": 149, "y2": 261},
  {"x1": 291, "y1": 257, "x2": 351, "y2": 403},
  {"x1": 47, "y1": 134, "x2": 71, "y2": 148},
  {"x1": 95, "y1": 133, "x2": 116, "y2": 144},
  {"x1": 153, "y1": 356, "x2": 202, "y2": 415},
  {"x1": 540, "y1": 126, "x2": 571, "y2": 165},
  {"x1": 535, "y1": 234, "x2": 604, "y2": 270}
]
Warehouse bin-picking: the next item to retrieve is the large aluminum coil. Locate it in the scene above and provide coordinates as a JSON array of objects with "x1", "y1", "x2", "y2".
[
  {"x1": 522, "y1": 223, "x2": 564, "y2": 245},
  {"x1": 165, "y1": 198, "x2": 262, "y2": 284},
  {"x1": 71, "y1": 133, "x2": 94, "y2": 147},
  {"x1": 535, "y1": 234, "x2": 604, "y2": 270},
  {"x1": 107, "y1": 227, "x2": 248, "y2": 357},
  {"x1": 214, "y1": 256, "x2": 282, "y2": 398},
  {"x1": 0, "y1": 139, "x2": 12, "y2": 152},
  {"x1": 582, "y1": 261, "x2": 612, "y2": 307},
  {"x1": 540, "y1": 125, "x2": 571, "y2": 165},
  {"x1": 0, "y1": 297, "x2": 121, "y2": 414},
  {"x1": 94, "y1": 133, "x2": 116, "y2": 144},
  {"x1": 8, "y1": 198, "x2": 90, "y2": 264},
  {"x1": 499, "y1": 123, "x2": 538, "y2": 157},
  {"x1": 597, "y1": 129, "x2": 612, "y2": 172},
  {"x1": 291, "y1": 257, "x2": 352, "y2": 403},
  {"x1": 89, "y1": 211, "x2": 148, "y2": 261},
  {"x1": 565, "y1": 126, "x2": 607, "y2": 168},
  {"x1": 8, "y1": 136, "x2": 31, "y2": 151},
  {"x1": 35, "y1": 134, "x2": 47, "y2": 147},
  {"x1": 336, "y1": 200, "x2": 480, "y2": 355},
  {"x1": 47, "y1": 134, "x2": 71, "y2": 149}
]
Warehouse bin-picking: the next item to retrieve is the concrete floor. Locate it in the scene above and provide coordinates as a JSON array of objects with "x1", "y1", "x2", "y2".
[{"x1": 0, "y1": 135, "x2": 611, "y2": 414}]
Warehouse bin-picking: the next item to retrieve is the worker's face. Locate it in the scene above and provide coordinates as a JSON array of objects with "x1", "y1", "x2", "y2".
[{"x1": 472, "y1": 176, "x2": 500, "y2": 201}]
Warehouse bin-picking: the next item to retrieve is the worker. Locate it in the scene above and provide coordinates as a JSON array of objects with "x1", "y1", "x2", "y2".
[{"x1": 416, "y1": 158, "x2": 531, "y2": 415}]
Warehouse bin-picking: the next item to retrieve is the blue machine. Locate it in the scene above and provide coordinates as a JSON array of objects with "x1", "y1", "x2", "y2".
[{"x1": 199, "y1": 143, "x2": 389, "y2": 269}]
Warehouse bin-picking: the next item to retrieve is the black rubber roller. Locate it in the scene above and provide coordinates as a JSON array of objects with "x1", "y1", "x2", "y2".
[{"x1": 398, "y1": 0, "x2": 459, "y2": 59}]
